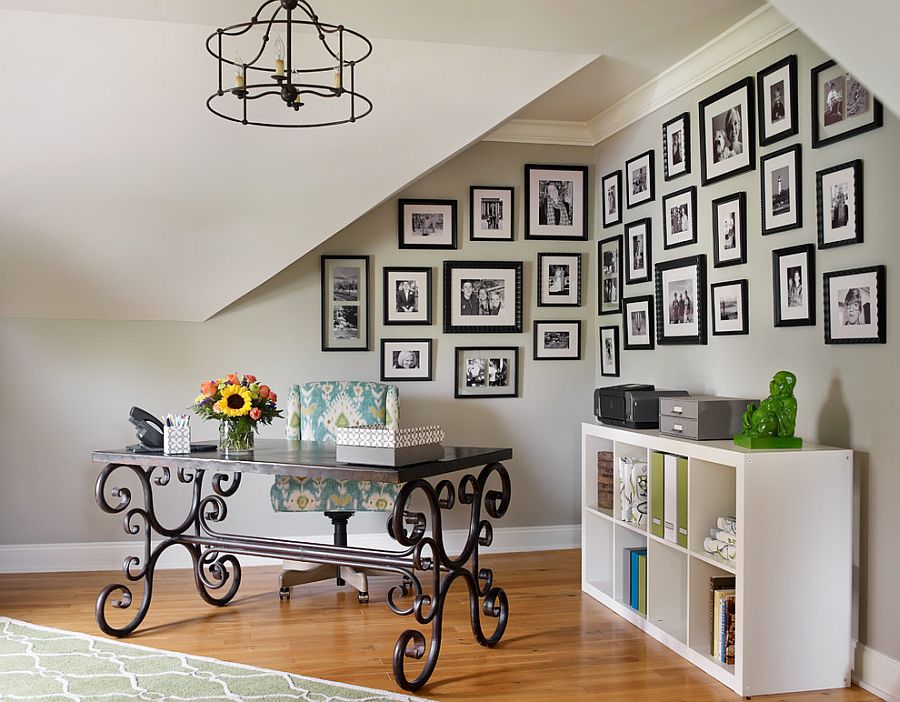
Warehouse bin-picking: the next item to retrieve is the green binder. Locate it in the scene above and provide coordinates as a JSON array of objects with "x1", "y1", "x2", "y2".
[
  {"x1": 677, "y1": 456, "x2": 688, "y2": 548},
  {"x1": 637, "y1": 553, "x2": 647, "y2": 615},
  {"x1": 650, "y1": 452, "x2": 665, "y2": 538}
]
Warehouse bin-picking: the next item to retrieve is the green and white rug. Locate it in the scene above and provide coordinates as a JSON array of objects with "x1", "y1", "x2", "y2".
[{"x1": 0, "y1": 617, "x2": 432, "y2": 702}]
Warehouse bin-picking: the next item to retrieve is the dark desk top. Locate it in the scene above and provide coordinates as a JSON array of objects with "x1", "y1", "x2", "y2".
[{"x1": 92, "y1": 440, "x2": 513, "y2": 483}]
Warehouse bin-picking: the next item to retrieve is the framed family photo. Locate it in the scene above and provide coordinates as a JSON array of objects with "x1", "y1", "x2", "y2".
[
  {"x1": 524, "y1": 164, "x2": 589, "y2": 240},
  {"x1": 598, "y1": 235, "x2": 622, "y2": 315},
  {"x1": 622, "y1": 295, "x2": 654, "y2": 350},
  {"x1": 662, "y1": 185, "x2": 697, "y2": 250},
  {"x1": 533, "y1": 320, "x2": 581, "y2": 361},
  {"x1": 699, "y1": 76, "x2": 755, "y2": 185},
  {"x1": 380, "y1": 338, "x2": 433, "y2": 382},
  {"x1": 654, "y1": 255, "x2": 707, "y2": 345},
  {"x1": 823, "y1": 265, "x2": 886, "y2": 344},
  {"x1": 454, "y1": 346, "x2": 519, "y2": 398},
  {"x1": 712, "y1": 192, "x2": 747, "y2": 268},
  {"x1": 601, "y1": 170, "x2": 622, "y2": 227},
  {"x1": 321, "y1": 255, "x2": 369, "y2": 351},
  {"x1": 470, "y1": 186, "x2": 515, "y2": 241},
  {"x1": 757, "y1": 55, "x2": 798, "y2": 146},
  {"x1": 625, "y1": 150, "x2": 655, "y2": 209},
  {"x1": 599, "y1": 326, "x2": 620, "y2": 376},
  {"x1": 537, "y1": 252, "x2": 582, "y2": 307},
  {"x1": 811, "y1": 60, "x2": 883, "y2": 148},
  {"x1": 383, "y1": 267, "x2": 431, "y2": 325},
  {"x1": 772, "y1": 243, "x2": 815, "y2": 327},
  {"x1": 662, "y1": 112, "x2": 691, "y2": 180},
  {"x1": 817, "y1": 160, "x2": 863, "y2": 249},
  {"x1": 710, "y1": 279, "x2": 749, "y2": 336},
  {"x1": 624, "y1": 218, "x2": 652, "y2": 284},
  {"x1": 760, "y1": 144, "x2": 802, "y2": 235},
  {"x1": 398, "y1": 199, "x2": 457, "y2": 249},
  {"x1": 443, "y1": 260, "x2": 523, "y2": 334}
]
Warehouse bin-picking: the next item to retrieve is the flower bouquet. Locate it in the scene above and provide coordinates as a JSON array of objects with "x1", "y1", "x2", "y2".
[{"x1": 191, "y1": 373, "x2": 282, "y2": 456}]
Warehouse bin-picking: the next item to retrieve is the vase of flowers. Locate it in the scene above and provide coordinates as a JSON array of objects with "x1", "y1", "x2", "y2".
[{"x1": 191, "y1": 373, "x2": 282, "y2": 457}]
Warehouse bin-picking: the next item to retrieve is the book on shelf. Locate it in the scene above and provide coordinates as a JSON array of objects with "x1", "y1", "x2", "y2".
[
  {"x1": 709, "y1": 575, "x2": 736, "y2": 656},
  {"x1": 722, "y1": 593, "x2": 736, "y2": 665},
  {"x1": 629, "y1": 547, "x2": 647, "y2": 612},
  {"x1": 622, "y1": 546, "x2": 644, "y2": 607},
  {"x1": 637, "y1": 553, "x2": 647, "y2": 615}
]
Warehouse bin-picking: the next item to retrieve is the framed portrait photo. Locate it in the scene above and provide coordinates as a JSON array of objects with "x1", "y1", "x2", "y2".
[
  {"x1": 625, "y1": 150, "x2": 655, "y2": 209},
  {"x1": 624, "y1": 218, "x2": 652, "y2": 284},
  {"x1": 533, "y1": 320, "x2": 581, "y2": 361},
  {"x1": 380, "y1": 338, "x2": 433, "y2": 382},
  {"x1": 655, "y1": 254, "x2": 708, "y2": 345},
  {"x1": 622, "y1": 295, "x2": 654, "y2": 350},
  {"x1": 712, "y1": 192, "x2": 747, "y2": 268},
  {"x1": 443, "y1": 260, "x2": 523, "y2": 334},
  {"x1": 757, "y1": 55, "x2": 798, "y2": 146},
  {"x1": 760, "y1": 144, "x2": 802, "y2": 235},
  {"x1": 398, "y1": 199, "x2": 457, "y2": 249},
  {"x1": 599, "y1": 325, "x2": 620, "y2": 377},
  {"x1": 454, "y1": 346, "x2": 519, "y2": 399},
  {"x1": 524, "y1": 164, "x2": 589, "y2": 240},
  {"x1": 383, "y1": 267, "x2": 431, "y2": 325},
  {"x1": 601, "y1": 170, "x2": 622, "y2": 228},
  {"x1": 772, "y1": 243, "x2": 815, "y2": 327},
  {"x1": 823, "y1": 266, "x2": 886, "y2": 344},
  {"x1": 662, "y1": 185, "x2": 698, "y2": 250},
  {"x1": 817, "y1": 160, "x2": 863, "y2": 249},
  {"x1": 699, "y1": 76, "x2": 755, "y2": 185},
  {"x1": 321, "y1": 255, "x2": 369, "y2": 351},
  {"x1": 470, "y1": 186, "x2": 514, "y2": 241},
  {"x1": 598, "y1": 235, "x2": 622, "y2": 315},
  {"x1": 710, "y1": 279, "x2": 749, "y2": 336},
  {"x1": 663, "y1": 112, "x2": 691, "y2": 181},
  {"x1": 537, "y1": 252, "x2": 582, "y2": 307},
  {"x1": 811, "y1": 60, "x2": 883, "y2": 149}
]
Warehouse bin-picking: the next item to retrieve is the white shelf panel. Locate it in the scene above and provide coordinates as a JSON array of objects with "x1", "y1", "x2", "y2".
[
  {"x1": 690, "y1": 549, "x2": 736, "y2": 575},
  {"x1": 648, "y1": 532, "x2": 688, "y2": 555},
  {"x1": 585, "y1": 504, "x2": 614, "y2": 520}
]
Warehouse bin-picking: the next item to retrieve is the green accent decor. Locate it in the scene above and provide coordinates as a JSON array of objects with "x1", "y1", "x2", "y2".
[
  {"x1": 0, "y1": 617, "x2": 432, "y2": 702},
  {"x1": 734, "y1": 369, "x2": 803, "y2": 449},
  {"x1": 733, "y1": 434, "x2": 803, "y2": 449},
  {"x1": 676, "y1": 457, "x2": 688, "y2": 548},
  {"x1": 650, "y1": 452, "x2": 665, "y2": 539}
]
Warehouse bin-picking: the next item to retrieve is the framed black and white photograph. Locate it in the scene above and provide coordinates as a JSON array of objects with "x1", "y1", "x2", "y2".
[
  {"x1": 524, "y1": 164, "x2": 589, "y2": 240},
  {"x1": 712, "y1": 192, "x2": 747, "y2": 268},
  {"x1": 443, "y1": 260, "x2": 523, "y2": 333},
  {"x1": 757, "y1": 55, "x2": 798, "y2": 146},
  {"x1": 772, "y1": 243, "x2": 815, "y2": 327},
  {"x1": 622, "y1": 295, "x2": 654, "y2": 350},
  {"x1": 823, "y1": 266, "x2": 886, "y2": 344},
  {"x1": 662, "y1": 185, "x2": 697, "y2": 250},
  {"x1": 811, "y1": 60, "x2": 883, "y2": 149},
  {"x1": 321, "y1": 255, "x2": 369, "y2": 351},
  {"x1": 383, "y1": 267, "x2": 431, "y2": 325},
  {"x1": 599, "y1": 326, "x2": 620, "y2": 377},
  {"x1": 598, "y1": 235, "x2": 622, "y2": 315},
  {"x1": 760, "y1": 144, "x2": 802, "y2": 235},
  {"x1": 624, "y1": 218, "x2": 652, "y2": 284},
  {"x1": 398, "y1": 199, "x2": 457, "y2": 249},
  {"x1": 454, "y1": 346, "x2": 519, "y2": 398},
  {"x1": 601, "y1": 170, "x2": 622, "y2": 228},
  {"x1": 710, "y1": 279, "x2": 749, "y2": 336},
  {"x1": 537, "y1": 252, "x2": 582, "y2": 307},
  {"x1": 663, "y1": 112, "x2": 691, "y2": 180},
  {"x1": 380, "y1": 338, "x2": 433, "y2": 381},
  {"x1": 817, "y1": 160, "x2": 863, "y2": 249},
  {"x1": 655, "y1": 255, "x2": 707, "y2": 345},
  {"x1": 625, "y1": 150, "x2": 655, "y2": 209},
  {"x1": 699, "y1": 76, "x2": 755, "y2": 185},
  {"x1": 470, "y1": 186, "x2": 514, "y2": 241},
  {"x1": 533, "y1": 320, "x2": 581, "y2": 360}
]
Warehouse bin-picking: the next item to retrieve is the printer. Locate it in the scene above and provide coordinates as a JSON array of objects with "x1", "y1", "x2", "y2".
[{"x1": 594, "y1": 384, "x2": 690, "y2": 429}]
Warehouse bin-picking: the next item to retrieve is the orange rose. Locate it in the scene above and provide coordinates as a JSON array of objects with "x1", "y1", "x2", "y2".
[
  {"x1": 226, "y1": 373, "x2": 240, "y2": 385},
  {"x1": 249, "y1": 407, "x2": 261, "y2": 421},
  {"x1": 269, "y1": 391, "x2": 278, "y2": 404},
  {"x1": 200, "y1": 380, "x2": 218, "y2": 398},
  {"x1": 258, "y1": 385, "x2": 271, "y2": 399},
  {"x1": 244, "y1": 374, "x2": 257, "y2": 383}
]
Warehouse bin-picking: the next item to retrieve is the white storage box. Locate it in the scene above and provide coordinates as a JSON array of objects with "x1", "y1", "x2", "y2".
[{"x1": 335, "y1": 425, "x2": 445, "y2": 466}]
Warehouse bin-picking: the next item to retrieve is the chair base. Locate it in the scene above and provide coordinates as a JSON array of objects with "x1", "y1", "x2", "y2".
[{"x1": 277, "y1": 562, "x2": 369, "y2": 603}]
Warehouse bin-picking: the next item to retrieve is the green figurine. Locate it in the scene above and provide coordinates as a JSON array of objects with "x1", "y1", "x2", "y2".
[{"x1": 733, "y1": 370, "x2": 802, "y2": 449}]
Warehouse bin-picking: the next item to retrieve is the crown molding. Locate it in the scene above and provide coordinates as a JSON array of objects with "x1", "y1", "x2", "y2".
[{"x1": 483, "y1": 118, "x2": 594, "y2": 147}]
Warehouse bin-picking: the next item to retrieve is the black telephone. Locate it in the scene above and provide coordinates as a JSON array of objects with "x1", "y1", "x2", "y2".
[{"x1": 126, "y1": 406, "x2": 216, "y2": 453}]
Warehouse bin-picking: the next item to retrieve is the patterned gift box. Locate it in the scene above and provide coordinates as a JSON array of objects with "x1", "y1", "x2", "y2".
[
  {"x1": 336, "y1": 425, "x2": 444, "y2": 448},
  {"x1": 163, "y1": 426, "x2": 191, "y2": 455}
]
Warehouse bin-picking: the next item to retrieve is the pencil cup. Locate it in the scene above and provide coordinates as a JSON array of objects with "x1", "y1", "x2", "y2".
[{"x1": 164, "y1": 426, "x2": 191, "y2": 455}]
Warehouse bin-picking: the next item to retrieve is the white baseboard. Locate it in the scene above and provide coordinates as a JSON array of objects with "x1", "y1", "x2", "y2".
[{"x1": 853, "y1": 639, "x2": 900, "y2": 701}]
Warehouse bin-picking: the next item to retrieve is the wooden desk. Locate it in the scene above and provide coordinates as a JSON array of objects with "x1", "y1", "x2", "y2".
[{"x1": 92, "y1": 440, "x2": 512, "y2": 691}]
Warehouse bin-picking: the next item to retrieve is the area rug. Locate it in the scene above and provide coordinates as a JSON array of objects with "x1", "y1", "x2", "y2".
[{"x1": 0, "y1": 617, "x2": 432, "y2": 701}]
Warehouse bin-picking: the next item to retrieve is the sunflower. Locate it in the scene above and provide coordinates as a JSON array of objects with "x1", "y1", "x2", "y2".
[{"x1": 218, "y1": 384, "x2": 252, "y2": 417}]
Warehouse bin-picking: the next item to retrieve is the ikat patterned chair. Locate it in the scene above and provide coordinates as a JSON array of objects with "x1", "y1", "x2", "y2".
[{"x1": 270, "y1": 381, "x2": 402, "y2": 602}]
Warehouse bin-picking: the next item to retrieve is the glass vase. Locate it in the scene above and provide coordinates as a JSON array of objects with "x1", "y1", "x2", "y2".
[{"x1": 218, "y1": 420, "x2": 254, "y2": 457}]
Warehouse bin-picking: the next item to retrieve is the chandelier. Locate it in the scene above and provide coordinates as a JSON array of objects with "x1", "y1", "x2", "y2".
[{"x1": 206, "y1": 0, "x2": 373, "y2": 128}]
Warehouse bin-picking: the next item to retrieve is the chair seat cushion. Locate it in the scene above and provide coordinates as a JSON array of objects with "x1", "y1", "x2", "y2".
[{"x1": 271, "y1": 476, "x2": 399, "y2": 512}]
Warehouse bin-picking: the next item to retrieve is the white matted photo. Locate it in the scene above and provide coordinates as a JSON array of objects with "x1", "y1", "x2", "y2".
[
  {"x1": 454, "y1": 346, "x2": 519, "y2": 398},
  {"x1": 699, "y1": 77, "x2": 755, "y2": 185},
  {"x1": 812, "y1": 60, "x2": 883, "y2": 148},
  {"x1": 380, "y1": 338, "x2": 433, "y2": 381},
  {"x1": 625, "y1": 150, "x2": 655, "y2": 208},
  {"x1": 655, "y1": 255, "x2": 707, "y2": 345},
  {"x1": 663, "y1": 112, "x2": 690, "y2": 180},
  {"x1": 443, "y1": 260, "x2": 522, "y2": 333},
  {"x1": 622, "y1": 295, "x2": 654, "y2": 350},
  {"x1": 817, "y1": 160, "x2": 862, "y2": 249},
  {"x1": 757, "y1": 55, "x2": 798, "y2": 145},
  {"x1": 398, "y1": 199, "x2": 457, "y2": 249},
  {"x1": 602, "y1": 171, "x2": 622, "y2": 227},
  {"x1": 524, "y1": 164, "x2": 588, "y2": 240},
  {"x1": 772, "y1": 244, "x2": 815, "y2": 327},
  {"x1": 537, "y1": 252, "x2": 581, "y2": 307},
  {"x1": 533, "y1": 320, "x2": 581, "y2": 360},
  {"x1": 470, "y1": 186, "x2": 514, "y2": 241},
  {"x1": 662, "y1": 186, "x2": 697, "y2": 250},
  {"x1": 383, "y1": 267, "x2": 431, "y2": 325},
  {"x1": 760, "y1": 144, "x2": 802, "y2": 235},
  {"x1": 824, "y1": 266, "x2": 885, "y2": 344},
  {"x1": 711, "y1": 279, "x2": 748, "y2": 336},
  {"x1": 598, "y1": 235, "x2": 622, "y2": 315},
  {"x1": 712, "y1": 192, "x2": 747, "y2": 268},
  {"x1": 321, "y1": 255, "x2": 369, "y2": 351},
  {"x1": 624, "y1": 218, "x2": 652, "y2": 284},
  {"x1": 599, "y1": 325, "x2": 620, "y2": 376}
]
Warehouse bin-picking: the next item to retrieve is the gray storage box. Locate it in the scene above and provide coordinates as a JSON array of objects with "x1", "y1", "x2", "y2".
[{"x1": 658, "y1": 395, "x2": 757, "y2": 440}]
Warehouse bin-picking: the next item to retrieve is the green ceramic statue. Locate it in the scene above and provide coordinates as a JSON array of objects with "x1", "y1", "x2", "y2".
[{"x1": 733, "y1": 370, "x2": 802, "y2": 449}]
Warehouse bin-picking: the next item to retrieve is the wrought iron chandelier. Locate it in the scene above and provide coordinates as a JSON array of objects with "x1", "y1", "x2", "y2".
[{"x1": 206, "y1": 0, "x2": 373, "y2": 128}]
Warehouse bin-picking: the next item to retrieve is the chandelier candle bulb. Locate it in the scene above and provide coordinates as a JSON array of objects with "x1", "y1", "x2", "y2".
[
  {"x1": 334, "y1": 66, "x2": 342, "y2": 90},
  {"x1": 273, "y1": 34, "x2": 286, "y2": 76}
]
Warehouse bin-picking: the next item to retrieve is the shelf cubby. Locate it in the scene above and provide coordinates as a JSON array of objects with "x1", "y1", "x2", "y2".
[{"x1": 648, "y1": 538, "x2": 687, "y2": 643}]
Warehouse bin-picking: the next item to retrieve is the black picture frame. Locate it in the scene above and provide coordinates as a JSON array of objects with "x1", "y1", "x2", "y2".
[
  {"x1": 654, "y1": 254, "x2": 708, "y2": 345},
  {"x1": 537, "y1": 252, "x2": 582, "y2": 307},
  {"x1": 454, "y1": 346, "x2": 519, "y2": 398},
  {"x1": 625, "y1": 150, "x2": 655, "y2": 209},
  {"x1": 817, "y1": 160, "x2": 863, "y2": 249},
  {"x1": 710, "y1": 279, "x2": 749, "y2": 336},
  {"x1": 757, "y1": 54, "x2": 798, "y2": 146},
  {"x1": 622, "y1": 295, "x2": 654, "y2": 350},
  {"x1": 760, "y1": 143, "x2": 802, "y2": 235},
  {"x1": 699, "y1": 76, "x2": 756, "y2": 186},
  {"x1": 398, "y1": 198, "x2": 457, "y2": 249},
  {"x1": 772, "y1": 243, "x2": 816, "y2": 327},
  {"x1": 469, "y1": 186, "x2": 515, "y2": 241},
  {"x1": 533, "y1": 320, "x2": 582, "y2": 360},
  {"x1": 599, "y1": 325, "x2": 620, "y2": 376},
  {"x1": 380, "y1": 338, "x2": 433, "y2": 382},
  {"x1": 811, "y1": 59, "x2": 883, "y2": 149},
  {"x1": 321, "y1": 255, "x2": 370, "y2": 352},
  {"x1": 601, "y1": 170, "x2": 623, "y2": 227},
  {"x1": 624, "y1": 218, "x2": 652, "y2": 284},
  {"x1": 662, "y1": 185, "x2": 698, "y2": 250},
  {"x1": 823, "y1": 265, "x2": 886, "y2": 344},
  {"x1": 662, "y1": 112, "x2": 691, "y2": 181},
  {"x1": 712, "y1": 192, "x2": 747, "y2": 268},
  {"x1": 383, "y1": 266, "x2": 432, "y2": 325},
  {"x1": 443, "y1": 260, "x2": 523, "y2": 333},
  {"x1": 598, "y1": 235, "x2": 623, "y2": 315},
  {"x1": 524, "y1": 164, "x2": 589, "y2": 240}
]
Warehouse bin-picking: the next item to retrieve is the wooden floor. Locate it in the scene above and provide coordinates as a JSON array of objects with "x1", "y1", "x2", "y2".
[{"x1": 0, "y1": 549, "x2": 876, "y2": 702}]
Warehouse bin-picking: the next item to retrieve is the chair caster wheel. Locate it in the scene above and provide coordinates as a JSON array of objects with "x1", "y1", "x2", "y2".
[
  {"x1": 358, "y1": 591, "x2": 369, "y2": 604},
  {"x1": 279, "y1": 587, "x2": 291, "y2": 601}
]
